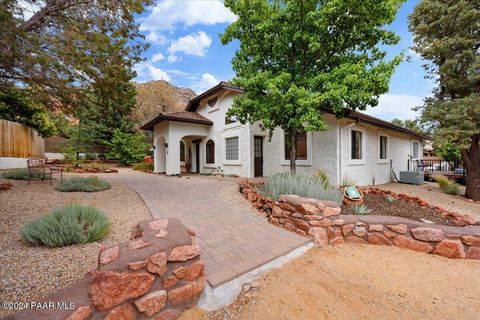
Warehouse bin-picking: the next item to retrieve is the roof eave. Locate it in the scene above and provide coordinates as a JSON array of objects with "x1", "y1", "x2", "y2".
[
  {"x1": 185, "y1": 82, "x2": 243, "y2": 112},
  {"x1": 139, "y1": 115, "x2": 213, "y2": 131}
]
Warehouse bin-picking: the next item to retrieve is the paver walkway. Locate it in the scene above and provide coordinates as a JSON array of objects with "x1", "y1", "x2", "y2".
[{"x1": 116, "y1": 169, "x2": 311, "y2": 287}]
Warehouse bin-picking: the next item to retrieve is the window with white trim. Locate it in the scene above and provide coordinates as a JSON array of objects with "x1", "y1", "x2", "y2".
[
  {"x1": 285, "y1": 130, "x2": 307, "y2": 160},
  {"x1": 379, "y1": 135, "x2": 388, "y2": 160},
  {"x1": 351, "y1": 130, "x2": 363, "y2": 160},
  {"x1": 206, "y1": 140, "x2": 215, "y2": 164},
  {"x1": 412, "y1": 141, "x2": 420, "y2": 159},
  {"x1": 225, "y1": 137, "x2": 239, "y2": 160}
]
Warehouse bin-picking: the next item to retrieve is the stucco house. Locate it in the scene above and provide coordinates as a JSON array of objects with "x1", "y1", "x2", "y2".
[{"x1": 140, "y1": 82, "x2": 424, "y2": 186}]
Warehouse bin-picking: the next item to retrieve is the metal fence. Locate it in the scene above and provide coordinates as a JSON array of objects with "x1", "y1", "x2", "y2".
[{"x1": 408, "y1": 159, "x2": 466, "y2": 182}]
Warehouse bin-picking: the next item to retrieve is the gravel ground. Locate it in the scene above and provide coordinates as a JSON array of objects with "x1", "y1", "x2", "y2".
[
  {"x1": 183, "y1": 245, "x2": 480, "y2": 320},
  {"x1": 376, "y1": 182, "x2": 480, "y2": 220},
  {"x1": 0, "y1": 173, "x2": 150, "y2": 317},
  {"x1": 217, "y1": 183, "x2": 267, "y2": 218}
]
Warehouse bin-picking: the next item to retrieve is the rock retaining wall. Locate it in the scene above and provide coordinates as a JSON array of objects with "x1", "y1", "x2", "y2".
[
  {"x1": 6, "y1": 218, "x2": 206, "y2": 320},
  {"x1": 240, "y1": 182, "x2": 480, "y2": 260}
]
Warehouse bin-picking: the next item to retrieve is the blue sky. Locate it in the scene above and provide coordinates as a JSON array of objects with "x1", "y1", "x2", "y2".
[{"x1": 135, "y1": 0, "x2": 432, "y2": 121}]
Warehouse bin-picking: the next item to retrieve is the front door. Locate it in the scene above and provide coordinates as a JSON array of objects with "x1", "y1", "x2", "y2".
[
  {"x1": 195, "y1": 143, "x2": 200, "y2": 173},
  {"x1": 254, "y1": 136, "x2": 263, "y2": 177}
]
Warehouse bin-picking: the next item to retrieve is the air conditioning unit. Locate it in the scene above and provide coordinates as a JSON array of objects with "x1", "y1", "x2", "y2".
[{"x1": 399, "y1": 171, "x2": 424, "y2": 185}]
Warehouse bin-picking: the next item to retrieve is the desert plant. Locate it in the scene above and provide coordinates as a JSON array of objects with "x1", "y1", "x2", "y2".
[
  {"x1": 55, "y1": 176, "x2": 110, "y2": 192},
  {"x1": 257, "y1": 173, "x2": 342, "y2": 205},
  {"x1": 133, "y1": 162, "x2": 154, "y2": 172},
  {"x1": 384, "y1": 195, "x2": 397, "y2": 203},
  {"x1": 314, "y1": 170, "x2": 330, "y2": 188},
  {"x1": 433, "y1": 175, "x2": 450, "y2": 189},
  {"x1": 1, "y1": 168, "x2": 44, "y2": 180},
  {"x1": 433, "y1": 175, "x2": 462, "y2": 196},
  {"x1": 352, "y1": 204, "x2": 371, "y2": 215},
  {"x1": 443, "y1": 182, "x2": 461, "y2": 195},
  {"x1": 21, "y1": 203, "x2": 109, "y2": 247}
]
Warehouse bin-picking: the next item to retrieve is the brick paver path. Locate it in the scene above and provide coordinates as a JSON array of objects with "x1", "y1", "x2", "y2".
[{"x1": 117, "y1": 170, "x2": 311, "y2": 287}]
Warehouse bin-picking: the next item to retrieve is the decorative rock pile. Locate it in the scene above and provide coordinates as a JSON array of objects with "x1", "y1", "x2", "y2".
[
  {"x1": 7, "y1": 218, "x2": 206, "y2": 320},
  {"x1": 73, "y1": 167, "x2": 118, "y2": 174},
  {"x1": 240, "y1": 182, "x2": 480, "y2": 260}
]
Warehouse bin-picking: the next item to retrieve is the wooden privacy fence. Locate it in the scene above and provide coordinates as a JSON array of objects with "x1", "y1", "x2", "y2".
[{"x1": 0, "y1": 119, "x2": 45, "y2": 158}]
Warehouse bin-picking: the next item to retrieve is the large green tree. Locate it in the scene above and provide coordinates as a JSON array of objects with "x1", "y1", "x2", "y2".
[
  {"x1": 0, "y1": 87, "x2": 56, "y2": 137},
  {"x1": 0, "y1": 0, "x2": 150, "y2": 109},
  {"x1": 221, "y1": 0, "x2": 404, "y2": 172},
  {"x1": 409, "y1": 0, "x2": 480, "y2": 200}
]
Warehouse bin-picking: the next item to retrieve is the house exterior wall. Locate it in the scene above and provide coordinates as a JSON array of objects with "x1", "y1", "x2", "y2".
[
  {"x1": 151, "y1": 88, "x2": 422, "y2": 185},
  {"x1": 338, "y1": 119, "x2": 421, "y2": 186},
  {"x1": 194, "y1": 91, "x2": 252, "y2": 177},
  {"x1": 249, "y1": 113, "x2": 339, "y2": 183}
]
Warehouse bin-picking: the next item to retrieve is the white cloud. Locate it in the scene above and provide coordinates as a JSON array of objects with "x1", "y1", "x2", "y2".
[
  {"x1": 140, "y1": 0, "x2": 236, "y2": 32},
  {"x1": 145, "y1": 31, "x2": 167, "y2": 45},
  {"x1": 151, "y1": 52, "x2": 165, "y2": 62},
  {"x1": 193, "y1": 73, "x2": 219, "y2": 93},
  {"x1": 167, "y1": 32, "x2": 212, "y2": 62},
  {"x1": 364, "y1": 94, "x2": 425, "y2": 121},
  {"x1": 134, "y1": 62, "x2": 171, "y2": 82},
  {"x1": 165, "y1": 69, "x2": 198, "y2": 80}
]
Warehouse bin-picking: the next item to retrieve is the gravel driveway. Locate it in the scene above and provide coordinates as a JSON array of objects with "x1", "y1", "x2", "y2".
[{"x1": 0, "y1": 173, "x2": 150, "y2": 317}]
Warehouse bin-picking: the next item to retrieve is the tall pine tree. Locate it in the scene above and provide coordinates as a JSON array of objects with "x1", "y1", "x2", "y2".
[{"x1": 409, "y1": 0, "x2": 480, "y2": 200}]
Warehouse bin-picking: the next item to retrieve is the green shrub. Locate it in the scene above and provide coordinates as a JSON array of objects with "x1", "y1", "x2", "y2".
[
  {"x1": 443, "y1": 182, "x2": 461, "y2": 195},
  {"x1": 61, "y1": 145, "x2": 77, "y2": 163},
  {"x1": 1, "y1": 168, "x2": 44, "y2": 180},
  {"x1": 133, "y1": 162, "x2": 154, "y2": 172},
  {"x1": 105, "y1": 129, "x2": 149, "y2": 165},
  {"x1": 352, "y1": 204, "x2": 371, "y2": 215},
  {"x1": 433, "y1": 175, "x2": 450, "y2": 189},
  {"x1": 84, "y1": 153, "x2": 98, "y2": 160},
  {"x1": 21, "y1": 203, "x2": 109, "y2": 247},
  {"x1": 433, "y1": 175, "x2": 462, "y2": 195},
  {"x1": 314, "y1": 170, "x2": 330, "y2": 187},
  {"x1": 56, "y1": 176, "x2": 110, "y2": 192},
  {"x1": 258, "y1": 173, "x2": 342, "y2": 205},
  {"x1": 78, "y1": 162, "x2": 113, "y2": 171}
]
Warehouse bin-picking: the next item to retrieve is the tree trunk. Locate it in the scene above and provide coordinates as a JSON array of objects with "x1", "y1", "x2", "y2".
[
  {"x1": 461, "y1": 134, "x2": 480, "y2": 201},
  {"x1": 289, "y1": 132, "x2": 296, "y2": 174}
]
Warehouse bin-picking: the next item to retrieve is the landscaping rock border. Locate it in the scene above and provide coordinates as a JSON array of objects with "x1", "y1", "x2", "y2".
[
  {"x1": 365, "y1": 187, "x2": 478, "y2": 227},
  {"x1": 5, "y1": 218, "x2": 206, "y2": 320},
  {"x1": 240, "y1": 181, "x2": 480, "y2": 260}
]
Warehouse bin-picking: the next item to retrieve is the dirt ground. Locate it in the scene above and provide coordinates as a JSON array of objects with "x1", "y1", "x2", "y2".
[
  {"x1": 342, "y1": 193, "x2": 456, "y2": 225},
  {"x1": 377, "y1": 182, "x2": 480, "y2": 220},
  {"x1": 183, "y1": 245, "x2": 480, "y2": 320},
  {"x1": 0, "y1": 173, "x2": 150, "y2": 317}
]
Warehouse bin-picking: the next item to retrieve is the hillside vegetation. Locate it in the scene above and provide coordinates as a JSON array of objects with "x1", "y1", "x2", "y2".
[{"x1": 133, "y1": 80, "x2": 196, "y2": 128}]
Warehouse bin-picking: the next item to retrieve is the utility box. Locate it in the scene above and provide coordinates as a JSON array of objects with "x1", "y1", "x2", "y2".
[{"x1": 399, "y1": 171, "x2": 424, "y2": 185}]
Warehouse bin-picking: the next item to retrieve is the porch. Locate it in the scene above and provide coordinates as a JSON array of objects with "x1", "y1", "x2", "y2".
[{"x1": 140, "y1": 112, "x2": 213, "y2": 176}]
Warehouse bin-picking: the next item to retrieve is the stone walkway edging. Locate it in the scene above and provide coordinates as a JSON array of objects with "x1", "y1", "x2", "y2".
[{"x1": 240, "y1": 182, "x2": 480, "y2": 260}]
